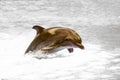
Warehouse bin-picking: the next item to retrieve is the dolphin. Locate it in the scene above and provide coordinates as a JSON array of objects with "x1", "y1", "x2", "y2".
[{"x1": 25, "y1": 25, "x2": 84, "y2": 54}]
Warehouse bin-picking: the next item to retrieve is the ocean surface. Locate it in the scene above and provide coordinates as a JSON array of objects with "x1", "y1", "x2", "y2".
[{"x1": 0, "y1": 0, "x2": 120, "y2": 80}]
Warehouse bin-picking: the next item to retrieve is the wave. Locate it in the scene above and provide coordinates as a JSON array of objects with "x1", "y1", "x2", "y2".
[
  {"x1": 0, "y1": 0, "x2": 120, "y2": 79},
  {"x1": 0, "y1": 32, "x2": 119, "y2": 80}
]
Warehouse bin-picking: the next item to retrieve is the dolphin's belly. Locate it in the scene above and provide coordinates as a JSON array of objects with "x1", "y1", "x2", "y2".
[
  {"x1": 47, "y1": 41, "x2": 78, "y2": 53},
  {"x1": 34, "y1": 40, "x2": 77, "y2": 53}
]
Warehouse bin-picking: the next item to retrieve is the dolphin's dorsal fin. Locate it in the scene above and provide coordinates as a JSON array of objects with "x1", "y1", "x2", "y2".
[{"x1": 32, "y1": 25, "x2": 45, "y2": 34}]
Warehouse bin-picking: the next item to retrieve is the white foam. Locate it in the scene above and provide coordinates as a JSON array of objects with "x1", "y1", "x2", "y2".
[
  {"x1": 0, "y1": 24, "x2": 119, "y2": 80},
  {"x1": 0, "y1": 34, "x2": 114, "y2": 80}
]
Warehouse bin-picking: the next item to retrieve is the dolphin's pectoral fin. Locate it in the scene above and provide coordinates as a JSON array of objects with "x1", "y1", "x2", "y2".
[{"x1": 67, "y1": 48, "x2": 73, "y2": 53}]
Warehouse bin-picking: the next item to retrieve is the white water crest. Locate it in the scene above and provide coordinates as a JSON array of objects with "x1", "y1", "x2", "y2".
[{"x1": 0, "y1": 0, "x2": 120, "y2": 80}]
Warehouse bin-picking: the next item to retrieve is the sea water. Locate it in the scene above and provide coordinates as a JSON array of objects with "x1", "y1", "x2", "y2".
[{"x1": 0, "y1": 0, "x2": 120, "y2": 80}]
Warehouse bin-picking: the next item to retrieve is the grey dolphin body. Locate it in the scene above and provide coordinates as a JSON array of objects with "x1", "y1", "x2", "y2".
[{"x1": 25, "y1": 25, "x2": 84, "y2": 54}]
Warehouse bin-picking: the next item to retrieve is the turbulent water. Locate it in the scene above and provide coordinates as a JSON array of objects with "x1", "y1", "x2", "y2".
[{"x1": 0, "y1": 0, "x2": 120, "y2": 80}]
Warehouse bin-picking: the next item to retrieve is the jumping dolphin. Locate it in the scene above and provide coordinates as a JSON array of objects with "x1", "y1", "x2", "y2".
[{"x1": 25, "y1": 25, "x2": 84, "y2": 54}]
